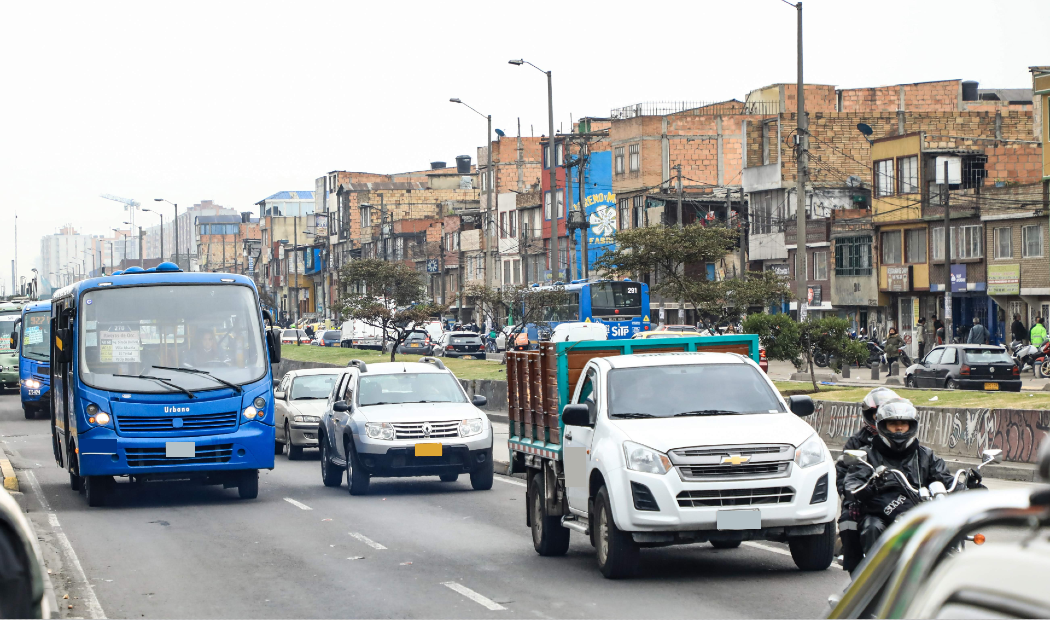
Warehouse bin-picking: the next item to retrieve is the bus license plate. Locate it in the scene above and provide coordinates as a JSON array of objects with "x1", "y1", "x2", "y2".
[
  {"x1": 984, "y1": 383, "x2": 999, "y2": 391},
  {"x1": 415, "y1": 443, "x2": 442, "y2": 457},
  {"x1": 28, "y1": 389, "x2": 40, "y2": 396},
  {"x1": 717, "y1": 509, "x2": 761, "y2": 530},
  {"x1": 166, "y1": 442, "x2": 195, "y2": 458}
]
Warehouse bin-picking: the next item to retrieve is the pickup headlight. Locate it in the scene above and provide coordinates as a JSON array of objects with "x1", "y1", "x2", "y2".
[
  {"x1": 459, "y1": 418, "x2": 483, "y2": 437},
  {"x1": 293, "y1": 415, "x2": 321, "y2": 423},
  {"x1": 623, "y1": 441, "x2": 672, "y2": 475},
  {"x1": 365, "y1": 422, "x2": 395, "y2": 440},
  {"x1": 794, "y1": 434, "x2": 826, "y2": 469}
]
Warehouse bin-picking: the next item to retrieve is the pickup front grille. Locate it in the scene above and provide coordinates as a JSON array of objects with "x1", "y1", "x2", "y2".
[
  {"x1": 116, "y1": 412, "x2": 239, "y2": 433},
  {"x1": 391, "y1": 421, "x2": 460, "y2": 439},
  {"x1": 125, "y1": 444, "x2": 233, "y2": 467},
  {"x1": 677, "y1": 486, "x2": 795, "y2": 507},
  {"x1": 672, "y1": 445, "x2": 789, "y2": 458},
  {"x1": 676, "y1": 462, "x2": 791, "y2": 480}
]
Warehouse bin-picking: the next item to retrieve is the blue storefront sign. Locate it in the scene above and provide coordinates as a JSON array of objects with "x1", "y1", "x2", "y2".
[
  {"x1": 950, "y1": 264, "x2": 967, "y2": 292},
  {"x1": 570, "y1": 151, "x2": 616, "y2": 280}
]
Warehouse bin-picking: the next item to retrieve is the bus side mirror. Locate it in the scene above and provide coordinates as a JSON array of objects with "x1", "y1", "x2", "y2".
[
  {"x1": 53, "y1": 328, "x2": 72, "y2": 364},
  {"x1": 267, "y1": 330, "x2": 281, "y2": 364},
  {"x1": 262, "y1": 309, "x2": 274, "y2": 325}
]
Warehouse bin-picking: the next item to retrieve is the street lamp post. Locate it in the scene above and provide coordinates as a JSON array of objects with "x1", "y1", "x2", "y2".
[
  {"x1": 450, "y1": 97, "x2": 495, "y2": 293},
  {"x1": 509, "y1": 59, "x2": 558, "y2": 282},
  {"x1": 154, "y1": 199, "x2": 178, "y2": 268},
  {"x1": 142, "y1": 208, "x2": 163, "y2": 263}
]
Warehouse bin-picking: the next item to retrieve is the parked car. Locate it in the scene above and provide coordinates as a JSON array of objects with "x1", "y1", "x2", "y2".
[
  {"x1": 396, "y1": 330, "x2": 434, "y2": 355},
  {"x1": 274, "y1": 369, "x2": 343, "y2": 459},
  {"x1": 317, "y1": 330, "x2": 342, "y2": 348},
  {"x1": 0, "y1": 486, "x2": 50, "y2": 618},
  {"x1": 549, "y1": 321, "x2": 609, "y2": 343},
  {"x1": 281, "y1": 329, "x2": 311, "y2": 345},
  {"x1": 435, "y1": 331, "x2": 485, "y2": 359},
  {"x1": 318, "y1": 357, "x2": 494, "y2": 494},
  {"x1": 904, "y1": 344, "x2": 1020, "y2": 391}
]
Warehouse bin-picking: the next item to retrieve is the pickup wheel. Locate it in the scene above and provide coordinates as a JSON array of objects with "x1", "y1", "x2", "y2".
[
  {"x1": 470, "y1": 458, "x2": 493, "y2": 491},
  {"x1": 529, "y1": 473, "x2": 569, "y2": 556},
  {"x1": 595, "y1": 486, "x2": 639, "y2": 579},
  {"x1": 319, "y1": 435, "x2": 343, "y2": 488},
  {"x1": 237, "y1": 470, "x2": 259, "y2": 500},
  {"x1": 345, "y1": 440, "x2": 370, "y2": 496},
  {"x1": 788, "y1": 523, "x2": 835, "y2": 571}
]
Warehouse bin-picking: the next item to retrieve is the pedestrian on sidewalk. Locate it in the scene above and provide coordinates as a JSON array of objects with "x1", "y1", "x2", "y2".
[
  {"x1": 966, "y1": 317, "x2": 988, "y2": 344},
  {"x1": 1031, "y1": 317, "x2": 1047, "y2": 348},
  {"x1": 1011, "y1": 313, "x2": 1028, "y2": 344},
  {"x1": 884, "y1": 328, "x2": 902, "y2": 367},
  {"x1": 917, "y1": 317, "x2": 928, "y2": 359},
  {"x1": 933, "y1": 316, "x2": 945, "y2": 345}
]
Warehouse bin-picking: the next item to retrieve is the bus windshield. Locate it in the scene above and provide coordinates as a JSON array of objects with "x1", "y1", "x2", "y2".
[
  {"x1": 590, "y1": 282, "x2": 642, "y2": 314},
  {"x1": 79, "y1": 284, "x2": 266, "y2": 394},
  {"x1": 0, "y1": 313, "x2": 19, "y2": 352},
  {"x1": 21, "y1": 311, "x2": 50, "y2": 362}
]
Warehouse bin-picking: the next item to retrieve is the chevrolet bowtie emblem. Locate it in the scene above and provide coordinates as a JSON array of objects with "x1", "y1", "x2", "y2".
[{"x1": 722, "y1": 454, "x2": 751, "y2": 465}]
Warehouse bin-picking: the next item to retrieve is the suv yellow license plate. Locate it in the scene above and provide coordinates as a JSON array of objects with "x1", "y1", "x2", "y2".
[
  {"x1": 984, "y1": 383, "x2": 999, "y2": 390},
  {"x1": 415, "y1": 443, "x2": 442, "y2": 457}
]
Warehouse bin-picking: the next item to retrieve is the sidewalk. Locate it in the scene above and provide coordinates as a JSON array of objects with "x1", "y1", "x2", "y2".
[{"x1": 767, "y1": 358, "x2": 1050, "y2": 390}]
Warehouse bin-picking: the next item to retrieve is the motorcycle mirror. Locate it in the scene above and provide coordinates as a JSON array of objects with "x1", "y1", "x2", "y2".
[
  {"x1": 981, "y1": 449, "x2": 1003, "y2": 465},
  {"x1": 928, "y1": 480, "x2": 947, "y2": 497},
  {"x1": 920, "y1": 487, "x2": 931, "y2": 500},
  {"x1": 843, "y1": 449, "x2": 868, "y2": 466}
]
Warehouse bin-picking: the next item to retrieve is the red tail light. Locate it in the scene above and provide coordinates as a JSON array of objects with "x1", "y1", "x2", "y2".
[
  {"x1": 1013, "y1": 365, "x2": 1020, "y2": 376},
  {"x1": 446, "y1": 345, "x2": 454, "y2": 350},
  {"x1": 961, "y1": 365, "x2": 971, "y2": 375}
]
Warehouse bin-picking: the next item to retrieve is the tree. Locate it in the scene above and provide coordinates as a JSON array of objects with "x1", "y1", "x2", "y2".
[
  {"x1": 592, "y1": 223, "x2": 789, "y2": 326},
  {"x1": 743, "y1": 312, "x2": 803, "y2": 368},
  {"x1": 499, "y1": 285, "x2": 569, "y2": 357},
  {"x1": 336, "y1": 259, "x2": 447, "y2": 361},
  {"x1": 463, "y1": 283, "x2": 506, "y2": 330}
]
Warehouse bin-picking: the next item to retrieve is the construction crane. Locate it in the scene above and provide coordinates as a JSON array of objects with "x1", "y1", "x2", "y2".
[{"x1": 100, "y1": 194, "x2": 142, "y2": 264}]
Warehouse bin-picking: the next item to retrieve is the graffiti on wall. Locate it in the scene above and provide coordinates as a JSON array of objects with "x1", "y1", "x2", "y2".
[{"x1": 808, "y1": 401, "x2": 1049, "y2": 464}]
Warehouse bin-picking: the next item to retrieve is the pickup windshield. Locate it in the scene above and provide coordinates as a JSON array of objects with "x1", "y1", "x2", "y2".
[
  {"x1": 79, "y1": 285, "x2": 266, "y2": 393},
  {"x1": 607, "y1": 364, "x2": 785, "y2": 417},
  {"x1": 21, "y1": 311, "x2": 51, "y2": 362},
  {"x1": 358, "y1": 373, "x2": 467, "y2": 406}
]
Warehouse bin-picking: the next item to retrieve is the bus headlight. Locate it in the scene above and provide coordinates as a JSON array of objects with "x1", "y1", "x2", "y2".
[
  {"x1": 94, "y1": 412, "x2": 111, "y2": 426},
  {"x1": 243, "y1": 405, "x2": 260, "y2": 420},
  {"x1": 22, "y1": 379, "x2": 41, "y2": 389},
  {"x1": 253, "y1": 396, "x2": 266, "y2": 410}
]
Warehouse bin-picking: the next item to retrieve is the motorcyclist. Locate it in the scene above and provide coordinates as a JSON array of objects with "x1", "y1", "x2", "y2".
[
  {"x1": 844, "y1": 399, "x2": 985, "y2": 559},
  {"x1": 835, "y1": 387, "x2": 899, "y2": 573}
]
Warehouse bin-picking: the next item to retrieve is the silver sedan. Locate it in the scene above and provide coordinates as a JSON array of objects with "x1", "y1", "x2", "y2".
[{"x1": 274, "y1": 369, "x2": 342, "y2": 460}]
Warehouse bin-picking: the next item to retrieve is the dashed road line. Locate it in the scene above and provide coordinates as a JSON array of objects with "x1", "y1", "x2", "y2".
[
  {"x1": 348, "y1": 531, "x2": 387, "y2": 550},
  {"x1": 743, "y1": 540, "x2": 842, "y2": 566},
  {"x1": 494, "y1": 475, "x2": 526, "y2": 488},
  {"x1": 442, "y1": 581, "x2": 507, "y2": 611},
  {"x1": 283, "y1": 497, "x2": 313, "y2": 510}
]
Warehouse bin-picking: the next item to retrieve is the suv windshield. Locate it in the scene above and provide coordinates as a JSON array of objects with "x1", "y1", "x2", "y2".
[
  {"x1": 358, "y1": 373, "x2": 467, "y2": 406},
  {"x1": 291, "y1": 374, "x2": 339, "y2": 400},
  {"x1": 21, "y1": 311, "x2": 50, "y2": 362},
  {"x1": 608, "y1": 364, "x2": 785, "y2": 417},
  {"x1": 963, "y1": 349, "x2": 1014, "y2": 363},
  {"x1": 79, "y1": 285, "x2": 265, "y2": 393}
]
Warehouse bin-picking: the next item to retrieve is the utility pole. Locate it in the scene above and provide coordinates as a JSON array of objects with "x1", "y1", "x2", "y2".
[
  {"x1": 794, "y1": 1, "x2": 809, "y2": 322},
  {"x1": 579, "y1": 141, "x2": 590, "y2": 280},
  {"x1": 521, "y1": 220, "x2": 529, "y2": 286},
  {"x1": 738, "y1": 188, "x2": 747, "y2": 280},
  {"x1": 12, "y1": 214, "x2": 17, "y2": 294},
  {"x1": 439, "y1": 220, "x2": 446, "y2": 306},
  {"x1": 294, "y1": 217, "x2": 299, "y2": 328},
  {"x1": 138, "y1": 229, "x2": 145, "y2": 267},
  {"x1": 486, "y1": 113, "x2": 494, "y2": 290},
  {"x1": 943, "y1": 160, "x2": 952, "y2": 343},
  {"x1": 546, "y1": 71, "x2": 557, "y2": 283},
  {"x1": 676, "y1": 164, "x2": 684, "y2": 228}
]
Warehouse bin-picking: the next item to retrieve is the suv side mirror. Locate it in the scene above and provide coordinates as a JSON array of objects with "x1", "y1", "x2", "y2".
[
  {"x1": 981, "y1": 449, "x2": 1003, "y2": 465},
  {"x1": 562, "y1": 404, "x2": 592, "y2": 427},
  {"x1": 471, "y1": 395, "x2": 487, "y2": 407},
  {"x1": 274, "y1": 391, "x2": 285, "y2": 400},
  {"x1": 788, "y1": 395, "x2": 814, "y2": 417},
  {"x1": 333, "y1": 401, "x2": 350, "y2": 413}
]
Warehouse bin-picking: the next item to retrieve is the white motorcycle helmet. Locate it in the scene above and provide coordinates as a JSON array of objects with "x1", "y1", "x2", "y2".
[
  {"x1": 874, "y1": 399, "x2": 919, "y2": 453},
  {"x1": 861, "y1": 387, "x2": 900, "y2": 429}
]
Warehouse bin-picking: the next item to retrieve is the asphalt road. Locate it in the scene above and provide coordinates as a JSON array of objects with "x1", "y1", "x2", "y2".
[{"x1": 0, "y1": 392, "x2": 854, "y2": 619}]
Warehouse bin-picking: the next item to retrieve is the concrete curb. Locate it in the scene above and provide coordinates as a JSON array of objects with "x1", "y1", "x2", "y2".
[{"x1": 0, "y1": 443, "x2": 18, "y2": 492}]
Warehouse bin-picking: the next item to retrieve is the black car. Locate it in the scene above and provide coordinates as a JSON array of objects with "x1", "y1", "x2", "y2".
[
  {"x1": 437, "y1": 331, "x2": 485, "y2": 359},
  {"x1": 905, "y1": 344, "x2": 1021, "y2": 391},
  {"x1": 396, "y1": 330, "x2": 434, "y2": 355}
]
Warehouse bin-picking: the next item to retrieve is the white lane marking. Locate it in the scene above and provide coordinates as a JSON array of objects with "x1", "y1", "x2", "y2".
[
  {"x1": 348, "y1": 532, "x2": 387, "y2": 550},
  {"x1": 25, "y1": 469, "x2": 51, "y2": 511},
  {"x1": 442, "y1": 582, "x2": 507, "y2": 611},
  {"x1": 47, "y1": 511, "x2": 107, "y2": 619},
  {"x1": 283, "y1": 497, "x2": 313, "y2": 510},
  {"x1": 494, "y1": 475, "x2": 526, "y2": 488},
  {"x1": 743, "y1": 540, "x2": 842, "y2": 566}
]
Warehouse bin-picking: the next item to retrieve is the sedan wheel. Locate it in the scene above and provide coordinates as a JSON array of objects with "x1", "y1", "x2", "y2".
[
  {"x1": 905, "y1": 375, "x2": 915, "y2": 388},
  {"x1": 946, "y1": 378, "x2": 958, "y2": 390}
]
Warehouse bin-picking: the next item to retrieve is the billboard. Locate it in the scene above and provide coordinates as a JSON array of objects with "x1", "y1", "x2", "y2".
[
  {"x1": 987, "y1": 264, "x2": 1020, "y2": 295},
  {"x1": 570, "y1": 151, "x2": 615, "y2": 279}
]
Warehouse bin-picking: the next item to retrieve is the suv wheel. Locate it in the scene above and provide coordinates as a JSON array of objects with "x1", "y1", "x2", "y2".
[
  {"x1": 528, "y1": 473, "x2": 569, "y2": 556},
  {"x1": 905, "y1": 375, "x2": 916, "y2": 388},
  {"x1": 470, "y1": 458, "x2": 493, "y2": 491},
  {"x1": 345, "y1": 440, "x2": 370, "y2": 496},
  {"x1": 788, "y1": 523, "x2": 835, "y2": 571},
  {"x1": 320, "y1": 435, "x2": 342, "y2": 488},
  {"x1": 595, "y1": 486, "x2": 638, "y2": 578}
]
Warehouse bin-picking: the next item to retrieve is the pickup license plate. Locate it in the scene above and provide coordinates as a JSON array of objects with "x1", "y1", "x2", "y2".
[
  {"x1": 461, "y1": 355, "x2": 473, "y2": 360},
  {"x1": 415, "y1": 443, "x2": 442, "y2": 457},
  {"x1": 717, "y1": 509, "x2": 761, "y2": 530},
  {"x1": 166, "y1": 442, "x2": 195, "y2": 458},
  {"x1": 984, "y1": 383, "x2": 999, "y2": 390}
]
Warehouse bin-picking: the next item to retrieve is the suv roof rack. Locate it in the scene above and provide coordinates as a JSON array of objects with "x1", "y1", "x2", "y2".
[
  {"x1": 347, "y1": 359, "x2": 368, "y2": 372},
  {"x1": 418, "y1": 356, "x2": 446, "y2": 370}
]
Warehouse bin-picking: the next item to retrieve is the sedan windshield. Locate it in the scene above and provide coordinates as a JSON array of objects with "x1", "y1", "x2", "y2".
[
  {"x1": 291, "y1": 374, "x2": 339, "y2": 400},
  {"x1": 963, "y1": 349, "x2": 1014, "y2": 363},
  {"x1": 358, "y1": 373, "x2": 467, "y2": 406},
  {"x1": 79, "y1": 285, "x2": 265, "y2": 393},
  {"x1": 608, "y1": 364, "x2": 785, "y2": 418},
  {"x1": 21, "y1": 311, "x2": 51, "y2": 362}
]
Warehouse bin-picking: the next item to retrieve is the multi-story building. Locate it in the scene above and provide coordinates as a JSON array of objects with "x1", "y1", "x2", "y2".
[{"x1": 40, "y1": 226, "x2": 97, "y2": 289}]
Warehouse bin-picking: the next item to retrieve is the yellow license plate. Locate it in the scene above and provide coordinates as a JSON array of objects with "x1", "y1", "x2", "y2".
[
  {"x1": 984, "y1": 383, "x2": 999, "y2": 390},
  {"x1": 415, "y1": 443, "x2": 442, "y2": 457},
  {"x1": 410, "y1": 343, "x2": 419, "y2": 347},
  {"x1": 462, "y1": 355, "x2": 473, "y2": 360}
]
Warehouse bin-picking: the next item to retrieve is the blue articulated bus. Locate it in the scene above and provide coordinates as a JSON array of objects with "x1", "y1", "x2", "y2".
[
  {"x1": 529, "y1": 279, "x2": 650, "y2": 339},
  {"x1": 48, "y1": 263, "x2": 282, "y2": 506},
  {"x1": 14, "y1": 300, "x2": 52, "y2": 419}
]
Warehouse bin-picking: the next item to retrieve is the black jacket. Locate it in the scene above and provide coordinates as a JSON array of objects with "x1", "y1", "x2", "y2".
[
  {"x1": 844, "y1": 438, "x2": 956, "y2": 522},
  {"x1": 836, "y1": 426, "x2": 877, "y2": 500},
  {"x1": 1011, "y1": 320, "x2": 1027, "y2": 342}
]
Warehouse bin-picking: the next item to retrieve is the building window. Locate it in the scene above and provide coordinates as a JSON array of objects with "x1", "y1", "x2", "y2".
[
  {"x1": 881, "y1": 230, "x2": 902, "y2": 264},
  {"x1": 544, "y1": 191, "x2": 551, "y2": 220},
  {"x1": 557, "y1": 191, "x2": 564, "y2": 218},
  {"x1": 905, "y1": 228, "x2": 926, "y2": 263},
  {"x1": 618, "y1": 198, "x2": 630, "y2": 230},
  {"x1": 994, "y1": 227, "x2": 1013, "y2": 259},
  {"x1": 513, "y1": 259, "x2": 521, "y2": 284},
  {"x1": 543, "y1": 145, "x2": 549, "y2": 169},
  {"x1": 504, "y1": 261, "x2": 511, "y2": 285},
  {"x1": 615, "y1": 147, "x2": 625, "y2": 175},
  {"x1": 1023, "y1": 224, "x2": 1043, "y2": 258},
  {"x1": 761, "y1": 121, "x2": 772, "y2": 166},
  {"x1": 932, "y1": 227, "x2": 944, "y2": 261},
  {"x1": 500, "y1": 212, "x2": 507, "y2": 238},
  {"x1": 875, "y1": 159, "x2": 895, "y2": 197},
  {"x1": 952, "y1": 225, "x2": 982, "y2": 259},
  {"x1": 633, "y1": 195, "x2": 645, "y2": 228},
  {"x1": 629, "y1": 144, "x2": 640, "y2": 172},
  {"x1": 898, "y1": 156, "x2": 918, "y2": 194},
  {"x1": 508, "y1": 211, "x2": 516, "y2": 237},
  {"x1": 360, "y1": 206, "x2": 371, "y2": 229},
  {"x1": 813, "y1": 251, "x2": 828, "y2": 280},
  {"x1": 834, "y1": 236, "x2": 872, "y2": 276},
  {"x1": 556, "y1": 143, "x2": 564, "y2": 167},
  {"x1": 444, "y1": 232, "x2": 458, "y2": 252}
]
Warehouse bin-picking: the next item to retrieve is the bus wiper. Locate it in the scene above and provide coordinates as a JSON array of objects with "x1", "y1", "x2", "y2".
[
  {"x1": 609, "y1": 412, "x2": 656, "y2": 419},
  {"x1": 152, "y1": 365, "x2": 243, "y2": 394},
  {"x1": 113, "y1": 373, "x2": 197, "y2": 399},
  {"x1": 674, "y1": 409, "x2": 739, "y2": 416}
]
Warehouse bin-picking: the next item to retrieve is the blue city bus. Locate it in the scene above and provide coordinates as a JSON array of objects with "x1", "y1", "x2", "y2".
[
  {"x1": 529, "y1": 279, "x2": 650, "y2": 339},
  {"x1": 48, "y1": 263, "x2": 282, "y2": 506},
  {"x1": 14, "y1": 301, "x2": 52, "y2": 419}
]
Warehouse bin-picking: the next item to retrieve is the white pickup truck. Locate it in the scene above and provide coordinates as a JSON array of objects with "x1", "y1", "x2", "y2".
[{"x1": 507, "y1": 337, "x2": 837, "y2": 579}]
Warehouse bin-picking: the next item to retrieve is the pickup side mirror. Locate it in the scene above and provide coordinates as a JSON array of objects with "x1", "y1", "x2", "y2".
[
  {"x1": 471, "y1": 395, "x2": 487, "y2": 408},
  {"x1": 272, "y1": 378, "x2": 281, "y2": 388},
  {"x1": 333, "y1": 401, "x2": 350, "y2": 413},
  {"x1": 267, "y1": 330, "x2": 282, "y2": 364},
  {"x1": 788, "y1": 395, "x2": 814, "y2": 417},
  {"x1": 274, "y1": 391, "x2": 285, "y2": 400},
  {"x1": 843, "y1": 449, "x2": 868, "y2": 466},
  {"x1": 562, "y1": 404, "x2": 592, "y2": 427}
]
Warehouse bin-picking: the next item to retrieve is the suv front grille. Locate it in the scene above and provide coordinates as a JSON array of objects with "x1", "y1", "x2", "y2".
[
  {"x1": 677, "y1": 462, "x2": 791, "y2": 480},
  {"x1": 677, "y1": 486, "x2": 795, "y2": 507},
  {"x1": 125, "y1": 444, "x2": 233, "y2": 467},
  {"x1": 391, "y1": 421, "x2": 460, "y2": 439},
  {"x1": 117, "y1": 412, "x2": 239, "y2": 433}
]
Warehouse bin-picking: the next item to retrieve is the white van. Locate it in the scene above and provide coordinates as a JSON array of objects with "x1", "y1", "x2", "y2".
[{"x1": 549, "y1": 321, "x2": 609, "y2": 343}]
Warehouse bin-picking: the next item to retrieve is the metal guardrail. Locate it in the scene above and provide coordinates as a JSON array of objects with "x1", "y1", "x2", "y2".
[{"x1": 610, "y1": 100, "x2": 779, "y2": 119}]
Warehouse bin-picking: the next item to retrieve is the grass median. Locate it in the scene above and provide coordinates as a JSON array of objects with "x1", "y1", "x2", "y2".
[
  {"x1": 773, "y1": 380, "x2": 1050, "y2": 409},
  {"x1": 280, "y1": 345, "x2": 508, "y2": 381}
]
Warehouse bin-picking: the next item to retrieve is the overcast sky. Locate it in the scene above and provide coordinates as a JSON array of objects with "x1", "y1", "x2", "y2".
[{"x1": 1, "y1": 0, "x2": 1045, "y2": 290}]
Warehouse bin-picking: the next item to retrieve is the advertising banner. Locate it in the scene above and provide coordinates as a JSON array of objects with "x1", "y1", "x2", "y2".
[
  {"x1": 571, "y1": 152, "x2": 615, "y2": 279},
  {"x1": 988, "y1": 264, "x2": 1020, "y2": 295}
]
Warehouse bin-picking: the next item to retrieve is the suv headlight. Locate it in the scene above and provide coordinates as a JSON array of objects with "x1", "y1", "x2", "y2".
[
  {"x1": 365, "y1": 422, "x2": 394, "y2": 440},
  {"x1": 623, "y1": 441, "x2": 672, "y2": 475},
  {"x1": 458, "y1": 418, "x2": 483, "y2": 437},
  {"x1": 293, "y1": 415, "x2": 321, "y2": 423},
  {"x1": 794, "y1": 434, "x2": 826, "y2": 469}
]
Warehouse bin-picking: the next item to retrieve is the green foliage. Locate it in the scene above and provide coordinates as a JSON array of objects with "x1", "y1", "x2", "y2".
[
  {"x1": 503, "y1": 284, "x2": 569, "y2": 344},
  {"x1": 842, "y1": 339, "x2": 870, "y2": 368},
  {"x1": 742, "y1": 313, "x2": 802, "y2": 366}
]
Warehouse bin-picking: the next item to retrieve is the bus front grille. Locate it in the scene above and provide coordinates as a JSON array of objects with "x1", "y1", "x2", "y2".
[
  {"x1": 125, "y1": 444, "x2": 234, "y2": 467},
  {"x1": 116, "y1": 412, "x2": 239, "y2": 433}
]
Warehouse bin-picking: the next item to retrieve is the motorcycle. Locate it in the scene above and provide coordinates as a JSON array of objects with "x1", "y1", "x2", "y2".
[
  {"x1": 880, "y1": 344, "x2": 912, "y2": 369},
  {"x1": 1037, "y1": 340, "x2": 1050, "y2": 377},
  {"x1": 1010, "y1": 339, "x2": 1041, "y2": 372}
]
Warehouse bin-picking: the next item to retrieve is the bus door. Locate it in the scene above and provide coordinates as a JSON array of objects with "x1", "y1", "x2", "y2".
[{"x1": 50, "y1": 301, "x2": 74, "y2": 469}]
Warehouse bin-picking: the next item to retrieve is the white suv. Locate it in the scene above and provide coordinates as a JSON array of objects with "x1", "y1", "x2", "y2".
[{"x1": 318, "y1": 358, "x2": 494, "y2": 494}]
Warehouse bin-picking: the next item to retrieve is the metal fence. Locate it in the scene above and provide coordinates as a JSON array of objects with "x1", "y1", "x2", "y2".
[{"x1": 609, "y1": 100, "x2": 779, "y2": 119}]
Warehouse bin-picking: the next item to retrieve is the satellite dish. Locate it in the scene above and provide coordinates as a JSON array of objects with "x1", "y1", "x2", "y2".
[
  {"x1": 856, "y1": 123, "x2": 873, "y2": 136},
  {"x1": 495, "y1": 128, "x2": 506, "y2": 137}
]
